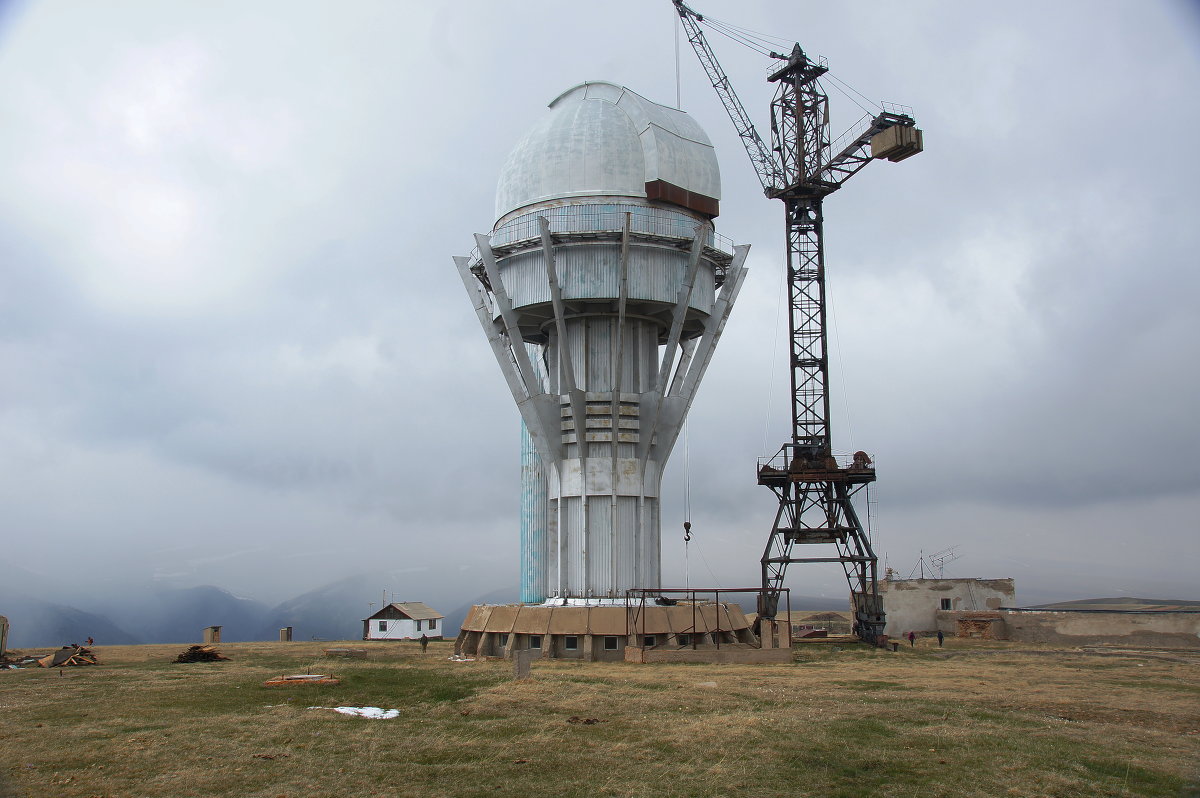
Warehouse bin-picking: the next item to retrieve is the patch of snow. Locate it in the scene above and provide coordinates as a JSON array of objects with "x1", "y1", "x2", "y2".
[{"x1": 309, "y1": 706, "x2": 399, "y2": 719}]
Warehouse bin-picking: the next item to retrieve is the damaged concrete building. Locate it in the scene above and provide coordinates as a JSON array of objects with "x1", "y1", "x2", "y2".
[
  {"x1": 882, "y1": 577, "x2": 1200, "y2": 648},
  {"x1": 879, "y1": 577, "x2": 1016, "y2": 638}
]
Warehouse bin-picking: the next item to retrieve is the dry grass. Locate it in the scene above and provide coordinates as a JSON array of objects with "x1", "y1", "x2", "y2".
[{"x1": 0, "y1": 638, "x2": 1197, "y2": 797}]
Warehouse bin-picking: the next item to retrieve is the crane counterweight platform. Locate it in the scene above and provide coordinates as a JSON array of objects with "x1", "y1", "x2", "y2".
[{"x1": 673, "y1": 0, "x2": 923, "y2": 644}]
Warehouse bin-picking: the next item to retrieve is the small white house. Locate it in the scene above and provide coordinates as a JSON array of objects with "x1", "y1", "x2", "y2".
[{"x1": 362, "y1": 602, "x2": 445, "y2": 641}]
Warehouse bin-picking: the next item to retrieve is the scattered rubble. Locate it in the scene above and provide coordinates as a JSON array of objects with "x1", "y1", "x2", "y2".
[
  {"x1": 173, "y1": 645, "x2": 230, "y2": 663},
  {"x1": 1, "y1": 652, "x2": 40, "y2": 669},
  {"x1": 262, "y1": 674, "x2": 340, "y2": 687},
  {"x1": 38, "y1": 646, "x2": 97, "y2": 667}
]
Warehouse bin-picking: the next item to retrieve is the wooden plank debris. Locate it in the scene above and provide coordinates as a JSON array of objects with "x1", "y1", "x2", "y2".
[
  {"x1": 173, "y1": 645, "x2": 230, "y2": 663},
  {"x1": 262, "y1": 674, "x2": 340, "y2": 687},
  {"x1": 36, "y1": 645, "x2": 98, "y2": 667}
]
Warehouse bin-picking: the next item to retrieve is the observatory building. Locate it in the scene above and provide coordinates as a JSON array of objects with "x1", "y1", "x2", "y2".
[{"x1": 454, "y1": 82, "x2": 752, "y2": 660}]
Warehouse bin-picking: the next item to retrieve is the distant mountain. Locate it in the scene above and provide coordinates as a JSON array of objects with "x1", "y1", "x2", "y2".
[
  {"x1": 258, "y1": 575, "x2": 367, "y2": 642},
  {"x1": 90, "y1": 585, "x2": 271, "y2": 644},
  {"x1": 259, "y1": 574, "x2": 518, "y2": 641},
  {"x1": 0, "y1": 589, "x2": 138, "y2": 649},
  {"x1": 1030, "y1": 596, "x2": 1200, "y2": 611},
  {"x1": 258, "y1": 570, "x2": 464, "y2": 641},
  {"x1": 442, "y1": 587, "x2": 518, "y2": 636}
]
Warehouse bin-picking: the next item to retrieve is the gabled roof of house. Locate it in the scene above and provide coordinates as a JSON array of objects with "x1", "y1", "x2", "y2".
[{"x1": 364, "y1": 602, "x2": 444, "y2": 621}]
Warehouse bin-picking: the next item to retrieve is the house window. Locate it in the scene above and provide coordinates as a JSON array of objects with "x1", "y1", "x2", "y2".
[
  {"x1": 678, "y1": 633, "x2": 691, "y2": 646},
  {"x1": 643, "y1": 635, "x2": 657, "y2": 647},
  {"x1": 378, "y1": 620, "x2": 387, "y2": 632},
  {"x1": 498, "y1": 633, "x2": 509, "y2": 648},
  {"x1": 940, "y1": 599, "x2": 952, "y2": 610},
  {"x1": 603, "y1": 636, "x2": 618, "y2": 651},
  {"x1": 416, "y1": 620, "x2": 423, "y2": 631},
  {"x1": 564, "y1": 636, "x2": 578, "y2": 651},
  {"x1": 429, "y1": 619, "x2": 437, "y2": 631},
  {"x1": 529, "y1": 635, "x2": 542, "y2": 649}
]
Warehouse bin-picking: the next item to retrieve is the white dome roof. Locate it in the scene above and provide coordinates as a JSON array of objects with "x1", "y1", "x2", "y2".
[{"x1": 495, "y1": 81, "x2": 722, "y2": 222}]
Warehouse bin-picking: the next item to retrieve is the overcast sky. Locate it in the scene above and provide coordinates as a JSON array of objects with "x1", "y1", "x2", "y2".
[{"x1": 0, "y1": 0, "x2": 1197, "y2": 609}]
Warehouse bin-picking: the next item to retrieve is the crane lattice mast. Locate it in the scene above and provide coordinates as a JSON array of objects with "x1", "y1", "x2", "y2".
[{"x1": 673, "y1": 1, "x2": 922, "y2": 642}]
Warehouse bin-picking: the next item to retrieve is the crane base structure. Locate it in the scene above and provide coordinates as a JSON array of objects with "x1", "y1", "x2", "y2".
[{"x1": 674, "y1": 4, "x2": 922, "y2": 645}]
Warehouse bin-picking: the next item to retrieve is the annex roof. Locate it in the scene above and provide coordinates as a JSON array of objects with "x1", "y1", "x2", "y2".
[{"x1": 364, "y1": 602, "x2": 444, "y2": 622}]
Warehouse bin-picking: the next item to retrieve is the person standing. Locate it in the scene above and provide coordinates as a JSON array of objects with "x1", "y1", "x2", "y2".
[
  {"x1": 420, "y1": 634, "x2": 429, "y2": 654},
  {"x1": 937, "y1": 630, "x2": 944, "y2": 647},
  {"x1": 907, "y1": 630, "x2": 916, "y2": 647}
]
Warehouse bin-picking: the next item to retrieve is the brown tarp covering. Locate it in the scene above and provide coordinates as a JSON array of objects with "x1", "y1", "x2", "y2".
[
  {"x1": 463, "y1": 605, "x2": 492, "y2": 630},
  {"x1": 697, "y1": 604, "x2": 722, "y2": 632},
  {"x1": 459, "y1": 602, "x2": 753, "y2": 636},
  {"x1": 587, "y1": 607, "x2": 629, "y2": 635},
  {"x1": 639, "y1": 606, "x2": 673, "y2": 634},
  {"x1": 483, "y1": 605, "x2": 519, "y2": 633},
  {"x1": 512, "y1": 607, "x2": 552, "y2": 634},
  {"x1": 547, "y1": 607, "x2": 589, "y2": 634}
]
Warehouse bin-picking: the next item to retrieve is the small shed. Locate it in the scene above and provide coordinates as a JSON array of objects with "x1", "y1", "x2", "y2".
[{"x1": 362, "y1": 602, "x2": 445, "y2": 641}]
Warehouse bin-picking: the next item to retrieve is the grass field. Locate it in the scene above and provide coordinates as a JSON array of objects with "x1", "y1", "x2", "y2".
[{"x1": 0, "y1": 638, "x2": 1197, "y2": 797}]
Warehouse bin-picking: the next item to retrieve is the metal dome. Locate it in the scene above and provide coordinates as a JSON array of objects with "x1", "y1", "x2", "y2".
[{"x1": 494, "y1": 81, "x2": 722, "y2": 223}]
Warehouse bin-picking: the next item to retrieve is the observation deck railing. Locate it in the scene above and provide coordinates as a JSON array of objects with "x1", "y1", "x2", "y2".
[{"x1": 467, "y1": 202, "x2": 736, "y2": 275}]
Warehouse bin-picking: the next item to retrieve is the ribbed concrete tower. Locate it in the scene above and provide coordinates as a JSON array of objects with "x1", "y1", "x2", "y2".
[{"x1": 455, "y1": 82, "x2": 748, "y2": 630}]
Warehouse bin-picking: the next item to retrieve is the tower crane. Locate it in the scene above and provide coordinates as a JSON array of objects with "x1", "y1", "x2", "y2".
[{"x1": 672, "y1": 1, "x2": 922, "y2": 642}]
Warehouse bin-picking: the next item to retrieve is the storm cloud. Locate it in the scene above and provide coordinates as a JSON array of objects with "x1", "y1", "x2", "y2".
[{"x1": 0, "y1": 0, "x2": 1196, "y2": 611}]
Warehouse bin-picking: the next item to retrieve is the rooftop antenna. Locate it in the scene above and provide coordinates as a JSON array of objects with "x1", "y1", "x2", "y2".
[
  {"x1": 906, "y1": 546, "x2": 961, "y2": 579},
  {"x1": 928, "y1": 546, "x2": 961, "y2": 579}
]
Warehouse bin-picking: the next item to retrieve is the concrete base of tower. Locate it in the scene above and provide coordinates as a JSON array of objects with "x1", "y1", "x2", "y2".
[{"x1": 453, "y1": 602, "x2": 784, "y2": 662}]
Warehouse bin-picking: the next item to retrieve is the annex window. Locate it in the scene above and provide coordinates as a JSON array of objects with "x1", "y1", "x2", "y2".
[
  {"x1": 643, "y1": 635, "x2": 657, "y2": 647},
  {"x1": 498, "y1": 633, "x2": 509, "y2": 647},
  {"x1": 677, "y1": 633, "x2": 691, "y2": 646},
  {"x1": 378, "y1": 620, "x2": 387, "y2": 632},
  {"x1": 529, "y1": 635, "x2": 542, "y2": 649},
  {"x1": 564, "y1": 636, "x2": 578, "y2": 651},
  {"x1": 603, "y1": 636, "x2": 618, "y2": 651},
  {"x1": 940, "y1": 599, "x2": 952, "y2": 610}
]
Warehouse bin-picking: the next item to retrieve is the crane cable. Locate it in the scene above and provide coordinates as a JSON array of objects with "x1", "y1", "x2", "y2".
[
  {"x1": 683, "y1": 419, "x2": 692, "y2": 590},
  {"x1": 699, "y1": 13, "x2": 794, "y2": 50},
  {"x1": 701, "y1": 18, "x2": 775, "y2": 58},
  {"x1": 681, "y1": 420, "x2": 724, "y2": 591},
  {"x1": 675, "y1": 9, "x2": 682, "y2": 109},
  {"x1": 825, "y1": 71, "x2": 883, "y2": 113},
  {"x1": 694, "y1": 12, "x2": 886, "y2": 123}
]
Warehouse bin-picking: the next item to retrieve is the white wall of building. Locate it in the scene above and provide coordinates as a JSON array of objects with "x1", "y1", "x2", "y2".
[{"x1": 364, "y1": 616, "x2": 442, "y2": 640}]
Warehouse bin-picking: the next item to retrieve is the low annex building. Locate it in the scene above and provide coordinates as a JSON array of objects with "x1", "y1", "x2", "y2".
[
  {"x1": 455, "y1": 603, "x2": 765, "y2": 662},
  {"x1": 362, "y1": 602, "x2": 444, "y2": 641},
  {"x1": 879, "y1": 576, "x2": 1016, "y2": 637}
]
